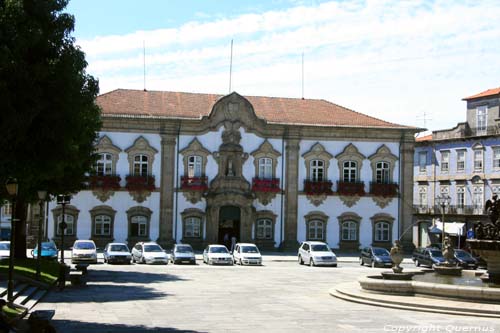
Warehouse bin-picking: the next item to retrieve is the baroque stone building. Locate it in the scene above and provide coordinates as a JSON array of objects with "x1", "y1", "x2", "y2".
[{"x1": 35, "y1": 89, "x2": 418, "y2": 251}]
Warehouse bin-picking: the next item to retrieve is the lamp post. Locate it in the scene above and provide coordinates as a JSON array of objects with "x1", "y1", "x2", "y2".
[
  {"x1": 436, "y1": 194, "x2": 451, "y2": 247},
  {"x1": 56, "y1": 194, "x2": 71, "y2": 264},
  {"x1": 5, "y1": 178, "x2": 18, "y2": 302},
  {"x1": 36, "y1": 190, "x2": 47, "y2": 280}
]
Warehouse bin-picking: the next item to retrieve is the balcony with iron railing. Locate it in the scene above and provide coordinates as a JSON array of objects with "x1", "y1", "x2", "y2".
[
  {"x1": 252, "y1": 178, "x2": 280, "y2": 193},
  {"x1": 412, "y1": 204, "x2": 485, "y2": 215},
  {"x1": 303, "y1": 180, "x2": 333, "y2": 195},
  {"x1": 369, "y1": 182, "x2": 398, "y2": 197},
  {"x1": 125, "y1": 174, "x2": 156, "y2": 191},
  {"x1": 181, "y1": 176, "x2": 209, "y2": 191},
  {"x1": 336, "y1": 181, "x2": 365, "y2": 196},
  {"x1": 88, "y1": 174, "x2": 121, "y2": 190}
]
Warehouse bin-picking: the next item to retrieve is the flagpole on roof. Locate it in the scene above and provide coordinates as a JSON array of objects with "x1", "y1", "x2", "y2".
[
  {"x1": 229, "y1": 39, "x2": 233, "y2": 94},
  {"x1": 143, "y1": 40, "x2": 147, "y2": 91},
  {"x1": 301, "y1": 52, "x2": 304, "y2": 100}
]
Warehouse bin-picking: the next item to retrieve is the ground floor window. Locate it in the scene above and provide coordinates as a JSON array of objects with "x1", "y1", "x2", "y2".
[
  {"x1": 256, "y1": 219, "x2": 273, "y2": 239},
  {"x1": 94, "y1": 215, "x2": 111, "y2": 236},
  {"x1": 374, "y1": 221, "x2": 390, "y2": 242},
  {"x1": 341, "y1": 221, "x2": 357, "y2": 241},
  {"x1": 130, "y1": 215, "x2": 148, "y2": 237},
  {"x1": 184, "y1": 217, "x2": 201, "y2": 238},
  {"x1": 308, "y1": 220, "x2": 324, "y2": 240},
  {"x1": 56, "y1": 214, "x2": 75, "y2": 236}
]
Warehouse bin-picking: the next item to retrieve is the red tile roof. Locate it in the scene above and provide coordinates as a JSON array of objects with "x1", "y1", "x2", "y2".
[
  {"x1": 97, "y1": 89, "x2": 412, "y2": 129},
  {"x1": 463, "y1": 87, "x2": 500, "y2": 100},
  {"x1": 416, "y1": 134, "x2": 432, "y2": 142}
]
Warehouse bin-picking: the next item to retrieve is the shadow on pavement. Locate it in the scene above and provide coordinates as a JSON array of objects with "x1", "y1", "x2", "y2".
[
  {"x1": 86, "y1": 269, "x2": 188, "y2": 284},
  {"x1": 42, "y1": 284, "x2": 170, "y2": 303},
  {"x1": 51, "y1": 320, "x2": 205, "y2": 333}
]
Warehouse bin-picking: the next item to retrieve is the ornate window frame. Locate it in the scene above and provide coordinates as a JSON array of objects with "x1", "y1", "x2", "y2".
[
  {"x1": 95, "y1": 135, "x2": 121, "y2": 175},
  {"x1": 52, "y1": 205, "x2": 80, "y2": 245},
  {"x1": 472, "y1": 142, "x2": 484, "y2": 173},
  {"x1": 251, "y1": 140, "x2": 281, "y2": 179},
  {"x1": 125, "y1": 136, "x2": 158, "y2": 176},
  {"x1": 302, "y1": 143, "x2": 333, "y2": 181},
  {"x1": 370, "y1": 213, "x2": 395, "y2": 246},
  {"x1": 181, "y1": 208, "x2": 205, "y2": 240},
  {"x1": 368, "y1": 145, "x2": 398, "y2": 183},
  {"x1": 89, "y1": 205, "x2": 116, "y2": 239},
  {"x1": 337, "y1": 212, "x2": 361, "y2": 250},
  {"x1": 304, "y1": 211, "x2": 328, "y2": 242},
  {"x1": 180, "y1": 138, "x2": 211, "y2": 177},
  {"x1": 336, "y1": 143, "x2": 365, "y2": 182},
  {"x1": 126, "y1": 206, "x2": 152, "y2": 243},
  {"x1": 254, "y1": 210, "x2": 277, "y2": 249}
]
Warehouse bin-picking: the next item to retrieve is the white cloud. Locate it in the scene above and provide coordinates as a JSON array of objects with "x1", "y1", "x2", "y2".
[{"x1": 84, "y1": 0, "x2": 500, "y2": 131}]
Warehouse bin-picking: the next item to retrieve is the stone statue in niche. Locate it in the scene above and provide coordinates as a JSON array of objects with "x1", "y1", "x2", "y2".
[
  {"x1": 227, "y1": 158, "x2": 235, "y2": 176},
  {"x1": 222, "y1": 122, "x2": 241, "y2": 145}
]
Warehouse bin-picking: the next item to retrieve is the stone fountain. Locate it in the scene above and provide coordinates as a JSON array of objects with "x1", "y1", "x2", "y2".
[
  {"x1": 432, "y1": 236, "x2": 462, "y2": 276},
  {"x1": 467, "y1": 194, "x2": 500, "y2": 284},
  {"x1": 380, "y1": 240, "x2": 414, "y2": 280}
]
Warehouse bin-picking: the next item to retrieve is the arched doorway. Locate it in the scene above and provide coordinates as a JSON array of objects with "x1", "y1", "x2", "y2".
[{"x1": 218, "y1": 206, "x2": 240, "y2": 248}]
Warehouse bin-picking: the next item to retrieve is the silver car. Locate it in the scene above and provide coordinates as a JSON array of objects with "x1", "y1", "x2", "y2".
[
  {"x1": 131, "y1": 242, "x2": 168, "y2": 265},
  {"x1": 170, "y1": 244, "x2": 196, "y2": 264},
  {"x1": 203, "y1": 244, "x2": 233, "y2": 265},
  {"x1": 298, "y1": 241, "x2": 337, "y2": 267},
  {"x1": 103, "y1": 243, "x2": 132, "y2": 264}
]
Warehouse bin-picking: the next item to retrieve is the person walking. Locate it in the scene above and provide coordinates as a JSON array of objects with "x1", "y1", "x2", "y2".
[{"x1": 230, "y1": 235, "x2": 237, "y2": 253}]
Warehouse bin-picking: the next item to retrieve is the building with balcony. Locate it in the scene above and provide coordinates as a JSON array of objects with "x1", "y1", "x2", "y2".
[
  {"x1": 35, "y1": 89, "x2": 418, "y2": 251},
  {"x1": 413, "y1": 87, "x2": 500, "y2": 248}
]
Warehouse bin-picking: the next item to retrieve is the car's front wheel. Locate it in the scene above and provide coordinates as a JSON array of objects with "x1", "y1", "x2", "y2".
[{"x1": 298, "y1": 255, "x2": 304, "y2": 265}]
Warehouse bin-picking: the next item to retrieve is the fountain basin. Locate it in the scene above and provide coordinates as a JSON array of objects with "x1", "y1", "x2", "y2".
[
  {"x1": 359, "y1": 271, "x2": 500, "y2": 302},
  {"x1": 467, "y1": 239, "x2": 500, "y2": 283}
]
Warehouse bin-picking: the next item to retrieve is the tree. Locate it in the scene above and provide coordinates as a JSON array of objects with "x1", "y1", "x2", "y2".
[{"x1": 0, "y1": 0, "x2": 101, "y2": 258}]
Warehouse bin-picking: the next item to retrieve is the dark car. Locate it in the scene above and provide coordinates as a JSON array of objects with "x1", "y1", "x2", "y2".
[
  {"x1": 359, "y1": 247, "x2": 392, "y2": 268},
  {"x1": 412, "y1": 247, "x2": 447, "y2": 267},
  {"x1": 453, "y1": 249, "x2": 478, "y2": 270}
]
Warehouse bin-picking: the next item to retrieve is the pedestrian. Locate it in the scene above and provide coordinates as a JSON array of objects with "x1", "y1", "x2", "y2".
[
  {"x1": 231, "y1": 235, "x2": 237, "y2": 253},
  {"x1": 223, "y1": 233, "x2": 229, "y2": 249}
]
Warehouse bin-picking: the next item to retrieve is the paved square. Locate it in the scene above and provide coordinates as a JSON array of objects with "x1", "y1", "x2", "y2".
[{"x1": 36, "y1": 258, "x2": 500, "y2": 332}]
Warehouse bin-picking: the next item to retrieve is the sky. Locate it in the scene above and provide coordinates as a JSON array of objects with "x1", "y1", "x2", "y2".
[{"x1": 66, "y1": 0, "x2": 500, "y2": 132}]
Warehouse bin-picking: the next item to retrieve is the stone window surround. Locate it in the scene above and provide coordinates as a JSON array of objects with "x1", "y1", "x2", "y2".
[
  {"x1": 254, "y1": 210, "x2": 277, "y2": 240},
  {"x1": 180, "y1": 138, "x2": 211, "y2": 177},
  {"x1": 472, "y1": 142, "x2": 484, "y2": 173},
  {"x1": 181, "y1": 208, "x2": 205, "y2": 239},
  {"x1": 304, "y1": 211, "x2": 329, "y2": 242},
  {"x1": 439, "y1": 150, "x2": 450, "y2": 173},
  {"x1": 335, "y1": 143, "x2": 365, "y2": 182},
  {"x1": 418, "y1": 151, "x2": 427, "y2": 174},
  {"x1": 493, "y1": 146, "x2": 500, "y2": 170},
  {"x1": 370, "y1": 213, "x2": 395, "y2": 244},
  {"x1": 337, "y1": 212, "x2": 361, "y2": 243},
  {"x1": 302, "y1": 142, "x2": 333, "y2": 181},
  {"x1": 368, "y1": 145, "x2": 398, "y2": 183},
  {"x1": 95, "y1": 135, "x2": 121, "y2": 175},
  {"x1": 89, "y1": 205, "x2": 116, "y2": 238},
  {"x1": 125, "y1": 136, "x2": 158, "y2": 176},
  {"x1": 250, "y1": 140, "x2": 281, "y2": 179},
  {"x1": 52, "y1": 205, "x2": 80, "y2": 237},
  {"x1": 126, "y1": 206, "x2": 152, "y2": 239}
]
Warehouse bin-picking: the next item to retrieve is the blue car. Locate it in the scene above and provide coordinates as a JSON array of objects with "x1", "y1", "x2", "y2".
[{"x1": 31, "y1": 242, "x2": 59, "y2": 260}]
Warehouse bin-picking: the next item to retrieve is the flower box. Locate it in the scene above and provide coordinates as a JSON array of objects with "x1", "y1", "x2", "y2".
[
  {"x1": 88, "y1": 175, "x2": 121, "y2": 190},
  {"x1": 252, "y1": 178, "x2": 280, "y2": 193},
  {"x1": 126, "y1": 175, "x2": 155, "y2": 192},
  {"x1": 181, "y1": 176, "x2": 208, "y2": 191},
  {"x1": 304, "y1": 180, "x2": 333, "y2": 195},
  {"x1": 337, "y1": 181, "x2": 365, "y2": 196},
  {"x1": 370, "y1": 182, "x2": 398, "y2": 197}
]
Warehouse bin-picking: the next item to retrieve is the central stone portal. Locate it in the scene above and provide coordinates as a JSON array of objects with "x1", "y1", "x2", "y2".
[{"x1": 218, "y1": 206, "x2": 241, "y2": 247}]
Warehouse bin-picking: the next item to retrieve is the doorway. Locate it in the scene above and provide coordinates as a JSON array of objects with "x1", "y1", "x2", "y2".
[{"x1": 218, "y1": 206, "x2": 240, "y2": 249}]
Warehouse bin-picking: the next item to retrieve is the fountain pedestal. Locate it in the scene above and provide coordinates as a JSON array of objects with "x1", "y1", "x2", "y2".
[{"x1": 467, "y1": 239, "x2": 500, "y2": 284}]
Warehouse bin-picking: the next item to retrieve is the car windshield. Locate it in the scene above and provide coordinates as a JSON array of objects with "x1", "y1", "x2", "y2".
[
  {"x1": 144, "y1": 245, "x2": 163, "y2": 252},
  {"x1": 110, "y1": 245, "x2": 129, "y2": 252},
  {"x1": 455, "y1": 250, "x2": 472, "y2": 259},
  {"x1": 430, "y1": 250, "x2": 443, "y2": 257},
  {"x1": 41, "y1": 243, "x2": 56, "y2": 250},
  {"x1": 209, "y1": 247, "x2": 228, "y2": 254},
  {"x1": 176, "y1": 246, "x2": 193, "y2": 253},
  {"x1": 373, "y1": 248, "x2": 389, "y2": 256},
  {"x1": 311, "y1": 244, "x2": 329, "y2": 252},
  {"x1": 74, "y1": 242, "x2": 95, "y2": 250},
  {"x1": 0, "y1": 243, "x2": 9, "y2": 250},
  {"x1": 241, "y1": 246, "x2": 259, "y2": 253}
]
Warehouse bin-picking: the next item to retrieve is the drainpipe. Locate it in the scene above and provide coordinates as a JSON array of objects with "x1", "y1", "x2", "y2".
[
  {"x1": 174, "y1": 123, "x2": 181, "y2": 243},
  {"x1": 280, "y1": 127, "x2": 286, "y2": 249},
  {"x1": 398, "y1": 131, "x2": 403, "y2": 239}
]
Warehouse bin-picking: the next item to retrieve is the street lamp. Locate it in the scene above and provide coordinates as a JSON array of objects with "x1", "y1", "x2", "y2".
[
  {"x1": 436, "y1": 194, "x2": 451, "y2": 247},
  {"x1": 5, "y1": 178, "x2": 18, "y2": 302},
  {"x1": 36, "y1": 190, "x2": 47, "y2": 280},
  {"x1": 56, "y1": 194, "x2": 71, "y2": 264}
]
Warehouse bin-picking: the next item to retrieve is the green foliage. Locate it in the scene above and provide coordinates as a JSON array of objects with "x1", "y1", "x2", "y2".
[
  {"x1": 0, "y1": 0, "x2": 102, "y2": 200},
  {"x1": 0, "y1": 258, "x2": 60, "y2": 284}
]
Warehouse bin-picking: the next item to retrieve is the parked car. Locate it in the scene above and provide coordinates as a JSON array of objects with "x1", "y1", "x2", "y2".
[
  {"x1": 170, "y1": 244, "x2": 196, "y2": 264},
  {"x1": 31, "y1": 242, "x2": 58, "y2": 260},
  {"x1": 71, "y1": 240, "x2": 98, "y2": 264},
  {"x1": 202, "y1": 244, "x2": 233, "y2": 265},
  {"x1": 453, "y1": 249, "x2": 478, "y2": 270},
  {"x1": 0, "y1": 241, "x2": 10, "y2": 260},
  {"x1": 359, "y1": 247, "x2": 392, "y2": 268},
  {"x1": 298, "y1": 241, "x2": 337, "y2": 267},
  {"x1": 232, "y1": 243, "x2": 262, "y2": 265},
  {"x1": 412, "y1": 247, "x2": 447, "y2": 267},
  {"x1": 103, "y1": 243, "x2": 132, "y2": 264},
  {"x1": 131, "y1": 242, "x2": 169, "y2": 264}
]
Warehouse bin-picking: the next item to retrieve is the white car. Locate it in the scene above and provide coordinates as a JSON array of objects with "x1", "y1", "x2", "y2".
[
  {"x1": 0, "y1": 241, "x2": 10, "y2": 260},
  {"x1": 203, "y1": 244, "x2": 233, "y2": 265},
  {"x1": 71, "y1": 240, "x2": 98, "y2": 264},
  {"x1": 232, "y1": 243, "x2": 262, "y2": 265},
  {"x1": 131, "y1": 242, "x2": 169, "y2": 264},
  {"x1": 103, "y1": 242, "x2": 132, "y2": 264},
  {"x1": 298, "y1": 241, "x2": 337, "y2": 267}
]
